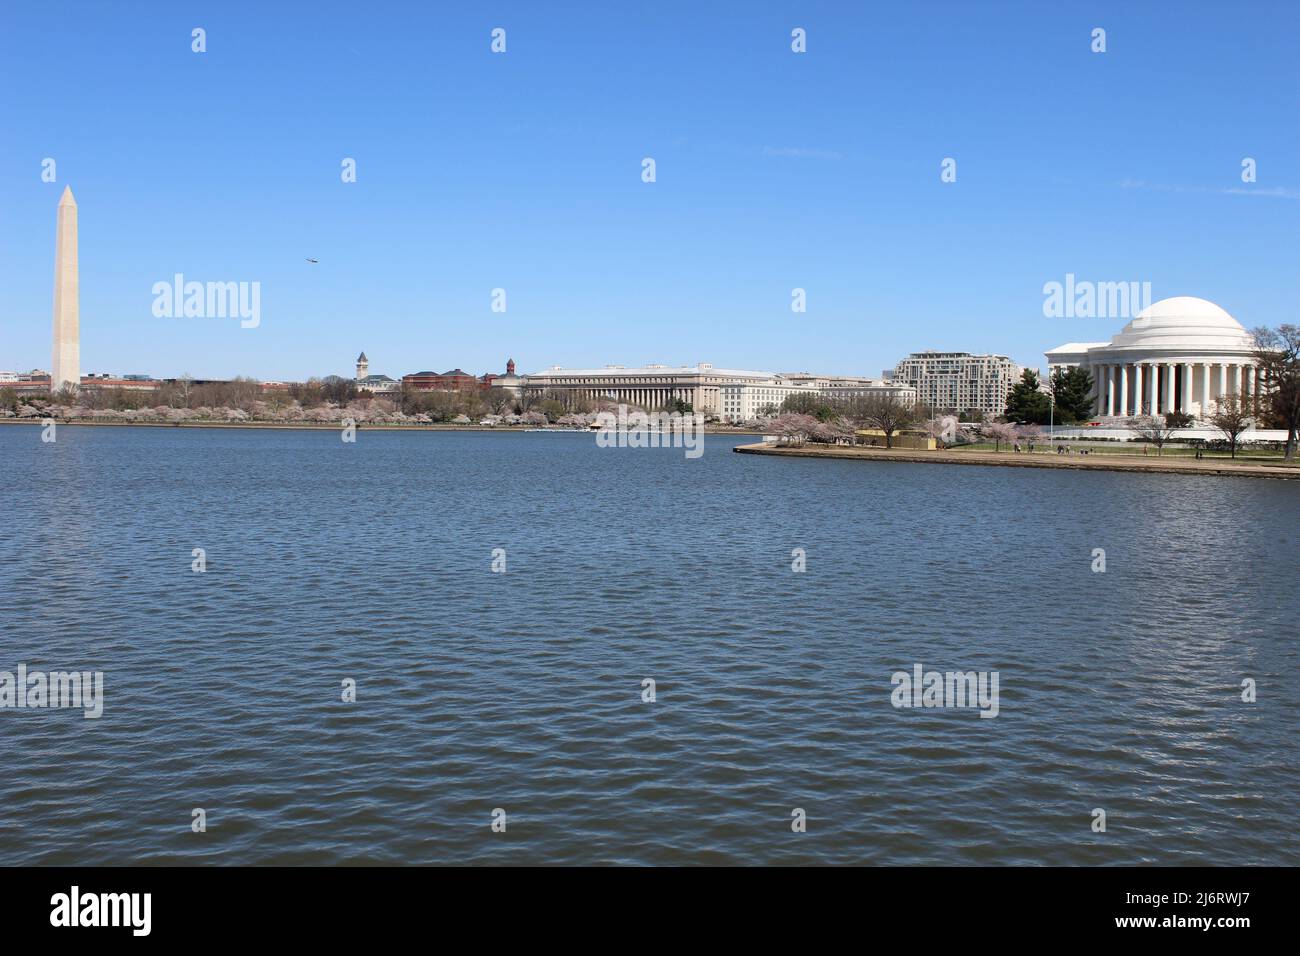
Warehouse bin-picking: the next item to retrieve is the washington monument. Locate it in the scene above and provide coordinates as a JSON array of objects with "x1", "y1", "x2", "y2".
[{"x1": 51, "y1": 185, "x2": 80, "y2": 392}]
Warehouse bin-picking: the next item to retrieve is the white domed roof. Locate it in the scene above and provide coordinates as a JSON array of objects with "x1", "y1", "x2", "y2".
[{"x1": 1108, "y1": 296, "x2": 1254, "y2": 351}]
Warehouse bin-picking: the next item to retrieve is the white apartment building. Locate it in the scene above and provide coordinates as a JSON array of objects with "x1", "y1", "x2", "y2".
[{"x1": 891, "y1": 351, "x2": 1022, "y2": 417}]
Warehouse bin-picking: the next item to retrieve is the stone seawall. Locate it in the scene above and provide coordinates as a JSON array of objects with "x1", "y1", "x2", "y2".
[{"x1": 733, "y1": 442, "x2": 1300, "y2": 480}]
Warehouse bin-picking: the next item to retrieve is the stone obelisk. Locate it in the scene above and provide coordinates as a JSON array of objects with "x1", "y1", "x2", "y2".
[{"x1": 51, "y1": 185, "x2": 80, "y2": 393}]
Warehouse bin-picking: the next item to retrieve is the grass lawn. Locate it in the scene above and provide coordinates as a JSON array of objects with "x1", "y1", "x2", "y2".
[{"x1": 949, "y1": 441, "x2": 1293, "y2": 463}]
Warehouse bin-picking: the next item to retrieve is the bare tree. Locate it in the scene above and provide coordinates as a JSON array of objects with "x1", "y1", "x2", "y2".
[
  {"x1": 1127, "y1": 414, "x2": 1178, "y2": 455},
  {"x1": 227, "y1": 376, "x2": 262, "y2": 411},
  {"x1": 80, "y1": 386, "x2": 109, "y2": 411},
  {"x1": 851, "y1": 394, "x2": 919, "y2": 449},
  {"x1": 51, "y1": 383, "x2": 80, "y2": 411},
  {"x1": 1207, "y1": 395, "x2": 1253, "y2": 459},
  {"x1": 263, "y1": 389, "x2": 293, "y2": 413},
  {"x1": 459, "y1": 389, "x2": 487, "y2": 419},
  {"x1": 1252, "y1": 324, "x2": 1300, "y2": 461}
]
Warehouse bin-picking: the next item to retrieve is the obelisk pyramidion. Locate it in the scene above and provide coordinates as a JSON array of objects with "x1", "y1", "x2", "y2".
[{"x1": 51, "y1": 185, "x2": 80, "y2": 392}]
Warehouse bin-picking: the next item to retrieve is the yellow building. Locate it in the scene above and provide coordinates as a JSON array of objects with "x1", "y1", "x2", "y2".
[{"x1": 854, "y1": 428, "x2": 935, "y2": 450}]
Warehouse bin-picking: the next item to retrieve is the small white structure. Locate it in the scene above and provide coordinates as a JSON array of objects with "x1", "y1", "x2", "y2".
[{"x1": 1046, "y1": 296, "x2": 1262, "y2": 420}]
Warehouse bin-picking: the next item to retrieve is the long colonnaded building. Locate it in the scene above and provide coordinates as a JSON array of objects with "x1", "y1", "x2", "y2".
[
  {"x1": 520, "y1": 363, "x2": 917, "y2": 421},
  {"x1": 521, "y1": 363, "x2": 776, "y2": 417}
]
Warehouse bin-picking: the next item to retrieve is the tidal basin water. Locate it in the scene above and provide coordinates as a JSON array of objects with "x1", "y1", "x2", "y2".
[{"x1": 2, "y1": 425, "x2": 1298, "y2": 865}]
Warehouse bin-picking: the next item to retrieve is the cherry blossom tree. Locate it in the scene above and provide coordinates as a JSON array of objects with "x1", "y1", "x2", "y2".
[
  {"x1": 767, "y1": 413, "x2": 819, "y2": 445},
  {"x1": 980, "y1": 421, "x2": 1017, "y2": 451},
  {"x1": 813, "y1": 417, "x2": 855, "y2": 444},
  {"x1": 1015, "y1": 423, "x2": 1043, "y2": 449}
]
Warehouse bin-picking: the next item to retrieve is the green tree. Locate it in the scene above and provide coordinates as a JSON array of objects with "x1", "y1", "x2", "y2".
[
  {"x1": 1004, "y1": 370, "x2": 1051, "y2": 424},
  {"x1": 781, "y1": 393, "x2": 833, "y2": 419},
  {"x1": 1049, "y1": 367, "x2": 1095, "y2": 424}
]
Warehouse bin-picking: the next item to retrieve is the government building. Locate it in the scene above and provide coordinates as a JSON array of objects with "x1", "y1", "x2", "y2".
[
  {"x1": 1045, "y1": 296, "x2": 1261, "y2": 420},
  {"x1": 519, "y1": 363, "x2": 916, "y2": 422},
  {"x1": 521, "y1": 363, "x2": 778, "y2": 418}
]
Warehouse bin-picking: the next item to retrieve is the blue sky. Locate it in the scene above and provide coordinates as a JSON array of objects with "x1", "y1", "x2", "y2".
[{"x1": 2, "y1": 1, "x2": 1297, "y2": 381}]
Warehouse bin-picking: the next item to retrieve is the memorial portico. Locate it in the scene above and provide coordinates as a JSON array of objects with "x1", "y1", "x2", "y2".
[{"x1": 1046, "y1": 297, "x2": 1261, "y2": 420}]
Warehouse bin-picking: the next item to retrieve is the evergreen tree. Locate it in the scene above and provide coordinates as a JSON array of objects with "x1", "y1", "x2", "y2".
[
  {"x1": 1049, "y1": 367, "x2": 1095, "y2": 423},
  {"x1": 1004, "y1": 369, "x2": 1051, "y2": 424}
]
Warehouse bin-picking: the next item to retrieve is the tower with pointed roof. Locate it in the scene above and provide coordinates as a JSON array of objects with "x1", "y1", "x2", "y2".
[
  {"x1": 52, "y1": 186, "x2": 80, "y2": 392},
  {"x1": 356, "y1": 351, "x2": 369, "y2": 381}
]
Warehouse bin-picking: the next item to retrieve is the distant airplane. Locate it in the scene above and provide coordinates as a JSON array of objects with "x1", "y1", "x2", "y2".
[{"x1": 306, "y1": 257, "x2": 319, "y2": 263}]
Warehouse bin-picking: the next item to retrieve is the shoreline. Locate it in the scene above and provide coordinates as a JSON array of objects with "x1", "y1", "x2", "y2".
[
  {"x1": 733, "y1": 441, "x2": 1300, "y2": 480},
  {"x1": 0, "y1": 419, "x2": 766, "y2": 436}
]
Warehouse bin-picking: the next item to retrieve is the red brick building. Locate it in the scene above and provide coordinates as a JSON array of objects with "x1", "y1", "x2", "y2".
[
  {"x1": 402, "y1": 369, "x2": 479, "y2": 392},
  {"x1": 479, "y1": 358, "x2": 516, "y2": 389}
]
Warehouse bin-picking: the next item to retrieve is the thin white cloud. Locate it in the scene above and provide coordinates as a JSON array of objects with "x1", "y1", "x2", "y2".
[
  {"x1": 1119, "y1": 179, "x2": 1299, "y2": 200},
  {"x1": 762, "y1": 146, "x2": 844, "y2": 160},
  {"x1": 1222, "y1": 186, "x2": 1300, "y2": 199}
]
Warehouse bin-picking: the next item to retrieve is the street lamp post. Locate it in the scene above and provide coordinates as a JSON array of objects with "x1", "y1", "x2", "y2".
[{"x1": 1048, "y1": 380, "x2": 1054, "y2": 454}]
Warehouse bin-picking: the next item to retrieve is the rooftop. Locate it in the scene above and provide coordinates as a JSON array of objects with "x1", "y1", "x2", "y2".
[{"x1": 527, "y1": 363, "x2": 778, "y2": 379}]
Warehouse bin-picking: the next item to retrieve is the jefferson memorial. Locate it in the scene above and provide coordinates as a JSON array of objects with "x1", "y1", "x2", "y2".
[{"x1": 1045, "y1": 296, "x2": 1261, "y2": 420}]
